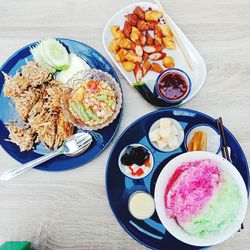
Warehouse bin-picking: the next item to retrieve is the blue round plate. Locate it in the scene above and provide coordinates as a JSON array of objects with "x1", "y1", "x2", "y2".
[
  {"x1": 106, "y1": 108, "x2": 249, "y2": 250},
  {"x1": 0, "y1": 38, "x2": 122, "y2": 171}
]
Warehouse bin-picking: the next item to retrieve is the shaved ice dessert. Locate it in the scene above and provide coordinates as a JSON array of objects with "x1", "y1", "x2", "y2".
[{"x1": 164, "y1": 159, "x2": 242, "y2": 238}]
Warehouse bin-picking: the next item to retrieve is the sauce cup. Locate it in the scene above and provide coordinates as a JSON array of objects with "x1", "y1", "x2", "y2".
[{"x1": 155, "y1": 68, "x2": 192, "y2": 104}]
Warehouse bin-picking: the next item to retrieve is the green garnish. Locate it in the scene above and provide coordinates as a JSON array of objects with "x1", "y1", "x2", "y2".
[
  {"x1": 132, "y1": 81, "x2": 145, "y2": 87},
  {"x1": 107, "y1": 99, "x2": 114, "y2": 107},
  {"x1": 78, "y1": 103, "x2": 90, "y2": 122},
  {"x1": 70, "y1": 101, "x2": 89, "y2": 122},
  {"x1": 86, "y1": 109, "x2": 100, "y2": 122},
  {"x1": 96, "y1": 94, "x2": 108, "y2": 101}
]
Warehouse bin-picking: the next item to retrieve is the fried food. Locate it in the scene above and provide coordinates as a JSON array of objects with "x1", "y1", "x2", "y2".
[
  {"x1": 149, "y1": 52, "x2": 166, "y2": 60},
  {"x1": 118, "y1": 38, "x2": 132, "y2": 49},
  {"x1": 142, "y1": 60, "x2": 151, "y2": 76},
  {"x1": 125, "y1": 14, "x2": 138, "y2": 26},
  {"x1": 158, "y1": 24, "x2": 172, "y2": 37},
  {"x1": 124, "y1": 52, "x2": 142, "y2": 63},
  {"x1": 133, "y1": 6, "x2": 145, "y2": 20},
  {"x1": 3, "y1": 61, "x2": 74, "y2": 151},
  {"x1": 130, "y1": 26, "x2": 141, "y2": 42},
  {"x1": 133, "y1": 62, "x2": 143, "y2": 82},
  {"x1": 145, "y1": 31, "x2": 154, "y2": 45},
  {"x1": 188, "y1": 131, "x2": 208, "y2": 151},
  {"x1": 151, "y1": 62, "x2": 163, "y2": 73},
  {"x1": 162, "y1": 36, "x2": 176, "y2": 50},
  {"x1": 145, "y1": 10, "x2": 162, "y2": 22},
  {"x1": 122, "y1": 61, "x2": 136, "y2": 72},
  {"x1": 162, "y1": 56, "x2": 175, "y2": 68},
  {"x1": 108, "y1": 39, "x2": 120, "y2": 53},
  {"x1": 110, "y1": 25, "x2": 125, "y2": 39},
  {"x1": 123, "y1": 21, "x2": 132, "y2": 38},
  {"x1": 137, "y1": 20, "x2": 149, "y2": 31},
  {"x1": 115, "y1": 49, "x2": 128, "y2": 62},
  {"x1": 109, "y1": 5, "x2": 177, "y2": 82}
]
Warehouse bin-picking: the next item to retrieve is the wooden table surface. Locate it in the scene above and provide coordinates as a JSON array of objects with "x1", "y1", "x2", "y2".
[{"x1": 0, "y1": 0, "x2": 249, "y2": 249}]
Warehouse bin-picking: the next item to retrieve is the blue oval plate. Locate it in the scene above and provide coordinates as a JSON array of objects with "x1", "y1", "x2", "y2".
[
  {"x1": 106, "y1": 108, "x2": 249, "y2": 250},
  {"x1": 0, "y1": 38, "x2": 122, "y2": 171}
]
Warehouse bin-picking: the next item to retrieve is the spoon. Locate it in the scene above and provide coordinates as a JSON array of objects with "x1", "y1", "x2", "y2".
[{"x1": 1, "y1": 132, "x2": 92, "y2": 181}]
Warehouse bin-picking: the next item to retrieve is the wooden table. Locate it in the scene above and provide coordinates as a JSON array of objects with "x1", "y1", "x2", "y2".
[{"x1": 0, "y1": 0, "x2": 249, "y2": 249}]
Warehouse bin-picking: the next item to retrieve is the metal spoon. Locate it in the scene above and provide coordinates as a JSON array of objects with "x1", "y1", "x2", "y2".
[{"x1": 1, "y1": 132, "x2": 92, "y2": 181}]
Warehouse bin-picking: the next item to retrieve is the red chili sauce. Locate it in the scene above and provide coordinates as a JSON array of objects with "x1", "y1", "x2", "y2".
[{"x1": 158, "y1": 72, "x2": 188, "y2": 101}]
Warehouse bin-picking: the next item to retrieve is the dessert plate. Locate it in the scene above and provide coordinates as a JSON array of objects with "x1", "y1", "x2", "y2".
[{"x1": 106, "y1": 108, "x2": 249, "y2": 249}]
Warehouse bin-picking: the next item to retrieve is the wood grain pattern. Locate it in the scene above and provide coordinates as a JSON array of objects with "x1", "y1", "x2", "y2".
[{"x1": 0, "y1": 0, "x2": 249, "y2": 249}]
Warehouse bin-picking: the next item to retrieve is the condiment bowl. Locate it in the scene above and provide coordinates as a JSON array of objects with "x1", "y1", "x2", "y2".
[
  {"x1": 184, "y1": 123, "x2": 222, "y2": 154},
  {"x1": 149, "y1": 118, "x2": 184, "y2": 152},
  {"x1": 155, "y1": 68, "x2": 192, "y2": 104},
  {"x1": 118, "y1": 143, "x2": 154, "y2": 179}
]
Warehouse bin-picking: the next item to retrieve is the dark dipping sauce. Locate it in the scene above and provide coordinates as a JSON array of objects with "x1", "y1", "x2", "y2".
[{"x1": 158, "y1": 72, "x2": 188, "y2": 101}]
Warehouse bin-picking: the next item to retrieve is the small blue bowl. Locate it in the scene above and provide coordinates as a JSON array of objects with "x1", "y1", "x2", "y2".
[{"x1": 155, "y1": 68, "x2": 192, "y2": 104}]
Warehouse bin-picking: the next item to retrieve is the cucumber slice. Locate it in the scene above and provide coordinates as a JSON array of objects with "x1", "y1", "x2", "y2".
[
  {"x1": 30, "y1": 46, "x2": 56, "y2": 73},
  {"x1": 57, "y1": 53, "x2": 90, "y2": 84},
  {"x1": 40, "y1": 38, "x2": 70, "y2": 71}
]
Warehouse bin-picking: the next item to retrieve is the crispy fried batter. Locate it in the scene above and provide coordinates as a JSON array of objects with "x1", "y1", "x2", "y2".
[
  {"x1": 6, "y1": 124, "x2": 35, "y2": 152},
  {"x1": 3, "y1": 61, "x2": 74, "y2": 151}
]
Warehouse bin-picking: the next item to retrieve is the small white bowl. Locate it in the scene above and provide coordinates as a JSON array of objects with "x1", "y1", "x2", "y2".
[
  {"x1": 185, "y1": 124, "x2": 222, "y2": 154},
  {"x1": 118, "y1": 143, "x2": 154, "y2": 179},
  {"x1": 128, "y1": 191, "x2": 155, "y2": 220},
  {"x1": 149, "y1": 118, "x2": 184, "y2": 152},
  {"x1": 154, "y1": 151, "x2": 248, "y2": 247}
]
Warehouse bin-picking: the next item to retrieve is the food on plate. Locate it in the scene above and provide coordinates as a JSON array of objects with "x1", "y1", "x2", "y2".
[
  {"x1": 115, "y1": 49, "x2": 128, "y2": 62},
  {"x1": 151, "y1": 62, "x2": 163, "y2": 73},
  {"x1": 128, "y1": 191, "x2": 155, "y2": 220},
  {"x1": 30, "y1": 38, "x2": 70, "y2": 71},
  {"x1": 156, "y1": 69, "x2": 190, "y2": 103},
  {"x1": 119, "y1": 144, "x2": 153, "y2": 178},
  {"x1": 108, "y1": 6, "x2": 176, "y2": 82},
  {"x1": 145, "y1": 10, "x2": 162, "y2": 22},
  {"x1": 110, "y1": 25, "x2": 125, "y2": 39},
  {"x1": 63, "y1": 69, "x2": 122, "y2": 130},
  {"x1": 188, "y1": 131, "x2": 207, "y2": 151},
  {"x1": 3, "y1": 61, "x2": 74, "y2": 151},
  {"x1": 149, "y1": 118, "x2": 183, "y2": 151},
  {"x1": 162, "y1": 56, "x2": 175, "y2": 68},
  {"x1": 69, "y1": 80, "x2": 116, "y2": 125},
  {"x1": 142, "y1": 60, "x2": 151, "y2": 76},
  {"x1": 164, "y1": 159, "x2": 243, "y2": 238},
  {"x1": 162, "y1": 37, "x2": 176, "y2": 50},
  {"x1": 57, "y1": 54, "x2": 90, "y2": 85},
  {"x1": 109, "y1": 39, "x2": 121, "y2": 53},
  {"x1": 31, "y1": 38, "x2": 91, "y2": 88},
  {"x1": 122, "y1": 61, "x2": 135, "y2": 72},
  {"x1": 186, "y1": 125, "x2": 221, "y2": 154}
]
